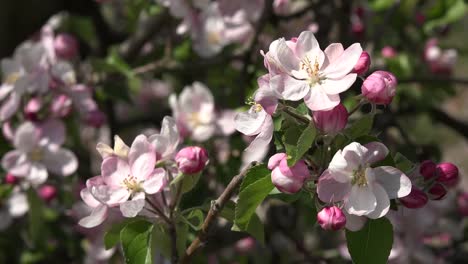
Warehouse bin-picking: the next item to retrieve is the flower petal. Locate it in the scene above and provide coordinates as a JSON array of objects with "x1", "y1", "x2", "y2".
[
  {"x1": 317, "y1": 169, "x2": 352, "y2": 203},
  {"x1": 272, "y1": 74, "x2": 310, "y2": 101},
  {"x1": 14, "y1": 122, "x2": 39, "y2": 152},
  {"x1": 303, "y1": 85, "x2": 340, "y2": 111},
  {"x1": 101, "y1": 156, "x2": 131, "y2": 187},
  {"x1": 143, "y1": 168, "x2": 167, "y2": 194},
  {"x1": 2, "y1": 150, "x2": 31, "y2": 177},
  {"x1": 0, "y1": 92, "x2": 21, "y2": 121},
  {"x1": 39, "y1": 119, "x2": 65, "y2": 146},
  {"x1": 344, "y1": 211, "x2": 367, "y2": 231},
  {"x1": 96, "y1": 143, "x2": 114, "y2": 159},
  {"x1": 345, "y1": 185, "x2": 377, "y2": 216},
  {"x1": 370, "y1": 166, "x2": 411, "y2": 199},
  {"x1": 323, "y1": 43, "x2": 363, "y2": 79},
  {"x1": 7, "y1": 191, "x2": 29, "y2": 217},
  {"x1": 276, "y1": 38, "x2": 300, "y2": 72},
  {"x1": 113, "y1": 135, "x2": 130, "y2": 158},
  {"x1": 129, "y1": 135, "x2": 156, "y2": 180},
  {"x1": 328, "y1": 150, "x2": 353, "y2": 183},
  {"x1": 242, "y1": 115, "x2": 273, "y2": 163},
  {"x1": 234, "y1": 107, "x2": 267, "y2": 136},
  {"x1": 43, "y1": 147, "x2": 78, "y2": 176},
  {"x1": 27, "y1": 162, "x2": 48, "y2": 185},
  {"x1": 321, "y1": 73, "x2": 357, "y2": 95},
  {"x1": 120, "y1": 192, "x2": 145, "y2": 217},
  {"x1": 78, "y1": 204, "x2": 108, "y2": 228},
  {"x1": 323, "y1": 43, "x2": 344, "y2": 66},
  {"x1": 366, "y1": 183, "x2": 390, "y2": 219},
  {"x1": 363, "y1": 142, "x2": 389, "y2": 164},
  {"x1": 295, "y1": 31, "x2": 321, "y2": 59}
]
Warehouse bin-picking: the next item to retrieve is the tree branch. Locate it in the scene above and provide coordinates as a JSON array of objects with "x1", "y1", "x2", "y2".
[{"x1": 179, "y1": 162, "x2": 258, "y2": 264}]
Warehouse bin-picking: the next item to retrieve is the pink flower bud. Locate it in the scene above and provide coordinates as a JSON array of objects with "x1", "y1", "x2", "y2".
[
  {"x1": 381, "y1": 46, "x2": 397, "y2": 58},
  {"x1": 235, "y1": 237, "x2": 256, "y2": 254},
  {"x1": 269, "y1": 153, "x2": 310, "y2": 194},
  {"x1": 420, "y1": 160, "x2": 437, "y2": 180},
  {"x1": 457, "y1": 192, "x2": 468, "y2": 216},
  {"x1": 4, "y1": 173, "x2": 18, "y2": 185},
  {"x1": 353, "y1": 51, "x2": 371, "y2": 75},
  {"x1": 361, "y1": 70, "x2": 397, "y2": 105},
  {"x1": 428, "y1": 183, "x2": 447, "y2": 200},
  {"x1": 436, "y1": 162, "x2": 459, "y2": 188},
  {"x1": 317, "y1": 206, "x2": 346, "y2": 231},
  {"x1": 50, "y1": 94, "x2": 72, "y2": 117},
  {"x1": 24, "y1": 97, "x2": 42, "y2": 121},
  {"x1": 175, "y1": 146, "x2": 209, "y2": 174},
  {"x1": 39, "y1": 185, "x2": 57, "y2": 202},
  {"x1": 313, "y1": 104, "x2": 348, "y2": 134},
  {"x1": 54, "y1": 33, "x2": 79, "y2": 59},
  {"x1": 84, "y1": 110, "x2": 106, "y2": 128},
  {"x1": 399, "y1": 186, "x2": 428, "y2": 209},
  {"x1": 351, "y1": 23, "x2": 365, "y2": 38}
]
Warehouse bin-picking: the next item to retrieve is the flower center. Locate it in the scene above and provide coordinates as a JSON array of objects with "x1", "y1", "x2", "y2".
[
  {"x1": 188, "y1": 112, "x2": 201, "y2": 126},
  {"x1": 207, "y1": 31, "x2": 222, "y2": 45},
  {"x1": 253, "y1": 103, "x2": 263, "y2": 113},
  {"x1": 5, "y1": 73, "x2": 20, "y2": 84},
  {"x1": 299, "y1": 56, "x2": 323, "y2": 86},
  {"x1": 29, "y1": 148, "x2": 43, "y2": 161},
  {"x1": 122, "y1": 175, "x2": 142, "y2": 192},
  {"x1": 351, "y1": 167, "x2": 368, "y2": 187}
]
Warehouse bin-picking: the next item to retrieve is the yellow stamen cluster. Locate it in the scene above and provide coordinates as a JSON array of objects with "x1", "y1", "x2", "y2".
[
  {"x1": 122, "y1": 175, "x2": 142, "y2": 192},
  {"x1": 299, "y1": 56, "x2": 322, "y2": 85},
  {"x1": 351, "y1": 167, "x2": 368, "y2": 187},
  {"x1": 29, "y1": 148, "x2": 43, "y2": 162},
  {"x1": 5, "y1": 73, "x2": 20, "y2": 84}
]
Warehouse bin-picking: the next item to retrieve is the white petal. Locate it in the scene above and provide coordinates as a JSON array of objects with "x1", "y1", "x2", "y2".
[
  {"x1": 96, "y1": 143, "x2": 114, "y2": 159},
  {"x1": 344, "y1": 212, "x2": 367, "y2": 231},
  {"x1": 274, "y1": 75, "x2": 310, "y2": 101},
  {"x1": 113, "y1": 135, "x2": 130, "y2": 158},
  {"x1": 363, "y1": 142, "x2": 389, "y2": 164},
  {"x1": 276, "y1": 39, "x2": 300, "y2": 72},
  {"x1": 242, "y1": 115, "x2": 273, "y2": 163},
  {"x1": 345, "y1": 185, "x2": 377, "y2": 216},
  {"x1": 78, "y1": 204, "x2": 108, "y2": 228},
  {"x1": 39, "y1": 119, "x2": 65, "y2": 146},
  {"x1": 323, "y1": 43, "x2": 344, "y2": 66},
  {"x1": 43, "y1": 147, "x2": 78, "y2": 176},
  {"x1": 14, "y1": 122, "x2": 39, "y2": 152},
  {"x1": 323, "y1": 43, "x2": 363, "y2": 79},
  {"x1": 342, "y1": 142, "x2": 366, "y2": 168},
  {"x1": 129, "y1": 135, "x2": 156, "y2": 180},
  {"x1": 321, "y1": 74, "x2": 357, "y2": 95},
  {"x1": 234, "y1": 107, "x2": 267, "y2": 136},
  {"x1": 143, "y1": 168, "x2": 167, "y2": 194},
  {"x1": 191, "y1": 124, "x2": 216, "y2": 142},
  {"x1": 1, "y1": 150, "x2": 31, "y2": 177},
  {"x1": 317, "y1": 169, "x2": 352, "y2": 203},
  {"x1": 101, "y1": 157, "x2": 131, "y2": 187},
  {"x1": 303, "y1": 85, "x2": 340, "y2": 111},
  {"x1": 328, "y1": 150, "x2": 353, "y2": 183},
  {"x1": 366, "y1": 183, "x2": 390, "y2": 219},
  {"x1": 120, "y1": 193, "x2": 145, "y2": 217},
  {"x1": 295, "y1": 31, "x2": 321, "y2": 59},
  {"x1": 0, "y1": 92, "x2": 20, "y2": 121},
  {"x1": 7, "y1": 191, "x2": 29, "y2": 217},
  {"x1": 27, "y1": 163, "x2": 48, "y2": 185},
  {"x1": 370, "y1": 166, "x2": 411, "y2": 199}
]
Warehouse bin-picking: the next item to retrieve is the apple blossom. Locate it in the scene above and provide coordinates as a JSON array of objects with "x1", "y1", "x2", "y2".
[
  {"x1": 148, "y1": 116, "x2": 180, "y2": 161},
  {"x1": 317, "y1": 206, "x2": 347, "y2": 231},
  {"x1": 399, "y1": 186, "x2": 428, "y2": 209},
  {"x1": 78, "y1": 176, "x2": 110, "y2": 228},
  {"x1": 436, "y1": 162, "x2": 459, "y2": 188},
  {"x1": 317, "y1": 142, "x2": 411, "y2": 219},
  {"x1": 54, "y1": 33, "x2": 79, "y2": 60},
  {"x1": 267, "y1": 31, "x2": 362, "y2": 111},
  {"x1": 420, "y1": 160, "x2": 437, "y2": 180},
  {"x1": 361, "y1": 70, "x2": 397, "y2": 105},
  {"x1": 50, "y1": 94, "x2": 72, "y2": 117},
  {"x1": 5, "y1": 173, "x2": 18, "y2": 185},
  {"x1": 312, "y1": 103, "x2": 348, "y2": 134},
  {"x1": 267, "y1": 153, "x2": 310, "y2": 194},
  {"x1": 24, "y1": 97, "x2": 42, "y2": 121},
  {"x1": 175, "y1": 146, "x2": 209, "y2": 174},
  {"x1": 1, "y1": 120, "x2": 78, "y2": 184},
  {"x1": 352, "y1": 51, "x2": 371, "y2": 75},
  {"x1": 0, "y1": 190, "x2": 29, "y2": 230},
  {"x1": 169, "y1": 82, "x2": 216, "y2": 141},
  {"x1": 381, "y1": 46, "x2": 397, "y2": 58},
  {"x1": 38, "y1": 184, "x2": 57, "y2": 202},
  {"x1": 428, "y1": 183, "x2": 447, "y2": 200}
]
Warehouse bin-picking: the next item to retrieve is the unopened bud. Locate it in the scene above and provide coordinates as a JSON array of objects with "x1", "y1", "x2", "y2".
[
  {"x1": 317, "y1": 206, "x2": 346, "y2": 231},
  {"x1": 175, "y1": 146, "x2": 209, "y2": 174},
  {"x1": 399, "y1": 186, "x2": 428, "y2": 209}
]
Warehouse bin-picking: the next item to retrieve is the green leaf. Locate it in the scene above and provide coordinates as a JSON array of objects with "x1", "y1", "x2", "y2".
[
  {"x1": 288, "y1": 124, "x2": 316, "y2": 166},
  {"x1": 27, "y1": 189, "x2": 44, "y2": 247},
  {"x1": 424, "y1": 0, "x2": 466, "y2": 33},
  {"x1": 393, "y1": 152, "x2": 414, "y2": 173},
  {"x1": 239, "y1": 164, "x2": 271, "y2": 191},
  {"x1": 369, "y1": 0, "x2": 394, "y2": 11},
  {"x1": 152, "y1": 224, "x2": 171, "y2": 258},
  {"x1": 234, "y1": 176, "x2": 273, "y2": 231},
  {"x1": 346, "y1": 218, "x2": 394, "y2": 264},
  {"x1": 283, "y1": 126, "x2": 303, "y2": 163},
  {"x1": 120, "y1": 220, "x2": 154, "y2": 264},
  {"x1": 245, "y1": 213, "x2": 265, "y2": 244},
  {"x1": 345, "y1": 114, "x2": 375, "y2": 140},
  {"x1": 171, "y1": 173, "x2": 201, "y2": 194},
  {"x1": 104, "y1": 220, "x2": 134, "y2": 250},
  {"x1": 181, "y1": 209, "x2": 204, "y2": 230}
]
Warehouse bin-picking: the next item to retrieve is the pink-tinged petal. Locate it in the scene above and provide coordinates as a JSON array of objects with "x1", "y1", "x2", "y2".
[
  {"x1": 129, "y1": 135, "x2": 156, "y2": 180},
  {"x1": 2, "y1": 150, "x2": 31, "y2": 176},
  {"x1": 39, "y1": 119, "x2": 65, "y2": 146},
  {"x1": 0, "y1": 92, "x2": 20, "y2": 121},
  {"x1": 271, "y1": 167, "x2": 303, "y2": 194},
  {"x1": 342, "y1": 142, "x2": 366, "y2": 168},
  {"x1": 303, "y1": 86, "x2": 340, "y2": 111},
  {"x1": 216, "y1": 110, "x2": 237, "y2": 136},
  {"x1": 14, "y1": 122, "x2": 39, "y2": 152},
  {"x1": 43, "y1": 148, "x2": 78, "y2": 176},
  {"x1": 78, "y1": 204, "x2": 108, "y2": 228},
  {"x1": 317, "y1": 169, "x2": 352, "y2": 203},
  {"x1": 344, "y1": 212, "x2": 367, "y2": 231},
  {"x1": 254, "y1": 82, "x2": 279, "y2": 115},
  {"x1": 107, "y1": 188, "x2": 131, "y2": 206},
  {"x1": 0, "y1": 84, "x2": 14, "y2": 101},
  {"x1": 323, "y1": 43, "x2": 363, "y2": 79},
  {"x1": 295, "y1": 31, "x2": 321, "y2": 59},
  {"x1": 143, "y1": 168, "x2": 167, "y2": 194},
  {"x1": 101, "y1": 157, "x2": 130, "y2": 187},
  {"x1": 345, "y1": 185, "x2": 377, "y2": 216},
  {"x1": 273, "y1": 75, "x2": 310, "y2": 101},
  {"x1": 370, "y1": 166, "x2": 411, "y2": 199},
  {"x1": 243, "y1": 116, "x2": 273, "y2": 162},
  {"x1": 81, "y1": 188, "x2": 101, "y2": 208},
  {"x1": 321, "y1": 74, "x2": 357, "y2": 95},
  {"x1": 234, "y1": 107, "x2": 267, "y2": 136},
  {"x1": 328, "y1": 150, "x2": 352, "y2": 183},
  {"x1": 366, "y1": 183, "x2": 390, "y2": 219},
  {"x1": 27, "y1": 162, "x2": 48, "y2": 185},
  {"x1": 191, "y1": 124, "x2": 216, "y2": 142},
  {"x1": 120, "y1": 192, "x2": 145, "y2": 217},
  {"x1": 323, "y1": 43, "x2": 344, "y2": 66},
  {"x1": 267, "y1": 153, "x2": 287, "y2": 170},
  {"x1": 276, "y1": 39, "x2": 300, "y2": 72},
  {"x1": 363, "y1": 142, "x2": 389, "y2": 164},
  {"x1": 113, "y1": 135, "x2": 130, "y2": 158}
]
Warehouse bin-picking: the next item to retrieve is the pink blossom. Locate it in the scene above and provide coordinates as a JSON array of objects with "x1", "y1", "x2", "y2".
[
  {"x1": 381, "y1": 46, "x2": 397, "y2": 58},
  {"x1": 175, "y1": 146, "x2": 209, "y2": 174},
  {"x1": 235, "y1": 237, "x2": 256, "y2": 254},
  {"x1": 54, "y1": 33, "x2": 79, "y2": 60},
  {"x1": 317, "y1": 206, "x2": 346, "y2": 231},
  {"x1": 170, "y1": 82, "x2": 216, "y2": 142},
  {"x1": 317, "y1": 142, "x2": 411, "y2": 221},
  {"x1": 50, "y1": 94, "x2": 72, "y2": 117},
  {"x1": 312, "y1": 103, "x2": 348, "y2": 134},
  {"x1": 148, "y1": 116, "x2": 180, "y2": 161},
  {"x1": 399, "y1": 186, "x2": 428, "y2": 209},
  {"x1": 38, "y1": 184, "x2": 57, "y2": 202},
  {"x1": 428, "y1": 183, "x2": 447, "y2": 200},
  {"x1": 268, "y1": 31, "x2": 362, "y2": 111},
  {"x1": 5, "y1": 173, "x2": 18, "y2": 184},
  {"x1": 361, "y1": 70, "x2": 397, "y2": 105},
  {"x1": 24, "y1": 97, "x2": 43, "y2": 121},
  {"x1": 267, "y1": 153, "x2": 310, "y2": 194},
  {"x1": 419, "y1": 160, "x2": 437, "y2": 180},
  {"x1": 424, "y1": 39, "x2": 457, "y2": 75},
  {"x1": 1, "y1": 119, "x2": 78, "y2": 184},
  {"x1": 436, "y1": 162, "x2": 459, "y2": 188},
  {"x1": 352, "y1": 51, "x2": 371, "y2": 75}
]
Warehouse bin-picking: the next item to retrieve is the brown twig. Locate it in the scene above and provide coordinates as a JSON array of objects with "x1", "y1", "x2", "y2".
[{"x1": 179, "y1": 162, "x2": 258, "y2": 263}]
